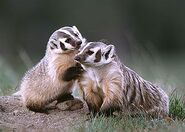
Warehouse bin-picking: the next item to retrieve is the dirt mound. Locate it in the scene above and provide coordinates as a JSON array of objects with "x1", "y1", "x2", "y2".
[{"x1": 0, "y1": 96, "x2": 88, "y2": 131}]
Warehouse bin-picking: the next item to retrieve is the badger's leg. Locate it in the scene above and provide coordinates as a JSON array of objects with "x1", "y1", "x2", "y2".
[
  {"x1": 100, "y1": 98, "x2": 121, "y2": 116},
  {"x1": 24, "y1": 98, "x2": 51, "y2": 114},
  {"x1": 100, "y1": 78, "x2": 123, "y2": 116}
]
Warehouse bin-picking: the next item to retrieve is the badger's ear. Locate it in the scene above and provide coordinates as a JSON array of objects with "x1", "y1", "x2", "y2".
[
  {"x1": 73, "y1": 26, "x2": 80, "y2": 33},
  {"x1": 103, "y1": 45, "x2": 115, "y2": 60}
]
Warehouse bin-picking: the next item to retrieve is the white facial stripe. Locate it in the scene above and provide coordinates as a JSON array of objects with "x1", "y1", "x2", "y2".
[
  {"x1": 72, "y1": 26, "x2": 86, "y2": 50},
  {"x1": 78, "y1": 42, "x2": 93, "y2": 55},
  {"x1": 58, "y1": 29, "x2": 76, "y2": 40},
  {"x1": 93, "y1": 47, "x2": 100, "y2": 53},
  {"x1": 59, "y1": 38, "x2": 66, "y2": 43},
  {"x1": 72, "y1": 26, "x2": 82, "y2": 38},
  {"x1": 72, "y1": 26, "x2": 80, "y2": 35},
  {"x1": 59, "y1": 38, "x2": 74, "y2": 49}
]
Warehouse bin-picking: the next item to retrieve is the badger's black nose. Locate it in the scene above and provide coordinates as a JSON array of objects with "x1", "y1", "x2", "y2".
[
  {"x1": 76, "y1": 41, "x2": 82, "y2": 46},
  {"x1": 74, "y1": 56, "x2": 81, "y2": 62}
]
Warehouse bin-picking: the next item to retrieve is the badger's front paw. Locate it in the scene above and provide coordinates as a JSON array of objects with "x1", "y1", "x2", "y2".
[
  {"x1": 63, "y1": 63, "x2": 84, "y2": 81},
  {"x1": 100, "y1": 102, "x2": 118, "y2": 116}
]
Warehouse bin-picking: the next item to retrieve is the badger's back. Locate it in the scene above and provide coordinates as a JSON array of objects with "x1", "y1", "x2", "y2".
[{"x1": 115, "y1": 55, "x2": 169, "y2": 117}]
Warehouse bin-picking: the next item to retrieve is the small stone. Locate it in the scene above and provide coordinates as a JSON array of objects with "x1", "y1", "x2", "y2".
[
  {"x1": 13, "y1": 110, "x2": 19, "y2": 116},
  {"x1": 57, "y1": 98, "x2": 83, "y2": 111},
  {"x1": 164, "y1": 116, "x2": 174, "y2": 123},
  {"x1": 31, "y1": 111, "x2": 36, "y2": 115}
]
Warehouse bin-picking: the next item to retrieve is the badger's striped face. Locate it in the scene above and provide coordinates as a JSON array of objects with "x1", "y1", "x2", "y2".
[
  {"x1": 48, "y1": 26, "x2": 86, "y2": 54},
  {"x1": 75, "y1": 42, "x2": 115, "y2": 67}
]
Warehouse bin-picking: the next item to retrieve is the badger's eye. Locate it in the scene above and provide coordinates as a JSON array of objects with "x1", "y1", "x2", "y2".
[
  {"x1": 65, "y1": 38, "x2": 71, "y2": 43},
  {"x1": 86, "y1": 50, "x2": 94, "y2": 55}
]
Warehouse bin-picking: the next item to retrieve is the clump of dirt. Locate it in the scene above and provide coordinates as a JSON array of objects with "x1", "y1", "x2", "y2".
[{"x1": 0, "y1": 96, "x2": 88, "y2": 131}]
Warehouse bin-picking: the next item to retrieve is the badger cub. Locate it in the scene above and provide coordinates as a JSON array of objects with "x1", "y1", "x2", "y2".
[
  {"x1": 75, "y1": 42, "x2": 169, "y2": 117},
  {"x1": 75, "y1": 42, "x2": 124, "y2": 116},
  {"x1": 20, "y1": 26, "x2": 86, "y2": 112}
]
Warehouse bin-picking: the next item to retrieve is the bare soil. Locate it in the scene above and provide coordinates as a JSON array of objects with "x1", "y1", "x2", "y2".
[{"x1": 0, "y1": 96, "x2": 88, "y2": 131}]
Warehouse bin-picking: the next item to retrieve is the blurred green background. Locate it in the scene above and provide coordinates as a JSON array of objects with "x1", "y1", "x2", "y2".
[{"x1": 0, "y1": 0, "x2": 185, "y2": 95}]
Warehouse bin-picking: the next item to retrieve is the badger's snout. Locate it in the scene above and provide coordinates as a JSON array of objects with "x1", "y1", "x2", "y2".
[
  {"x1": 75, "y1": 40, "x2": 82, "y2": 49},
  {"x1": 74, "y1": 55, "x2": 82, "y2": 62},
  {"x1": 74, "y1": 54, "x2": 86, "y2": 63},
  {"x1": 76, "y1": 40, "x2": 82, "y2": 45}
]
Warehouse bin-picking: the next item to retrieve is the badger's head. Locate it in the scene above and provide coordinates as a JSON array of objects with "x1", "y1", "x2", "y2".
[
  {"x1": 74, "y1": 42, "x2": 115, "y2": 67},
  {"x1": 47, "y1": 26, "x2": 86, "y2": 54}
]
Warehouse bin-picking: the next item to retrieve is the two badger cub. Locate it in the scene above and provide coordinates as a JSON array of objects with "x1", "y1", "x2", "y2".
[{"x1": 20, "y1": 26, "x2": 169, "y2": 118}]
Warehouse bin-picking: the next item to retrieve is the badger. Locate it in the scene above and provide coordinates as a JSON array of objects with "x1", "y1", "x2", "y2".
[
  {"x1": 19, "y1": 26, "x2": 86, "y2": 112},
  {"x1": 75, "y1": 41, "x2": 169, "y2": 118}
]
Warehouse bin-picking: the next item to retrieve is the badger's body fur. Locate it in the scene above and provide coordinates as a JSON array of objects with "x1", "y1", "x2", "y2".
[
  {"x1": 118, "y1": 58, "x2": 169, "y2": 117},
  {"x1": 76, "y1": 42, "x2": 169, "y2": 117},
  {"x1": 79, "y1": 58, "x2": 124, "y2": 115}
]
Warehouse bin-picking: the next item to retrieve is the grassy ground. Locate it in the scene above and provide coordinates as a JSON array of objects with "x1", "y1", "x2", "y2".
[
  {"x1": 0, "y1": 49, "x2": 185, "y2": 131},
  {"x1": 73, "y1": 49, "x2": 185, "y2": 132},
  {"x1": 74, "y1": 116, "x2": 185, "y2": 132},
  {"x1": 73, "y1": 91, "x2": 185, "y2": 132}
]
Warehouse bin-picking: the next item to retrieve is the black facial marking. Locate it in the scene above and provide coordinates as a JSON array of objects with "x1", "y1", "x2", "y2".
[
  {"x1": 50, "y1": 46, "x2": 54, "y2": 50},
  {"x1": 60, "y1": 42, "x2": 67, "y2": 51},
  {"x1": 53, "y1": 38, "x2": 57, "y2": 41},
  {"x1": 65, "y1": 38, "x2": 71, "y2": 43},
  {"x1": 86, "y1": 50, "x2": 94, "y2": 55},
  {"x1": 105, "y1": 49, "x2": 111, "y2": 60},
  {"x1": 74, "y1": 33, "x2": 78, "y2": 37},
  {"x1": 57, "y1": 32, "x2": 68, "y2": 38},
  {"x1": 62, "y1": 27, "x2": 79, "y2": 39},
  {"x1": 65, "y1": 37, "x2": 76, "y2": 47},
  {"x1": 94, "y1": 49, "x2": 101, "y2": 62}
]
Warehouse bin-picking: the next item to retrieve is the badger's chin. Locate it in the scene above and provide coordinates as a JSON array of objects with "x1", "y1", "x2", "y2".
[
  {"x1": 80, "y1": 62, "x2": 92, "y2": 67},
  {"x1": 82, "y1": 62, "x2": 102, "y2": 67}
]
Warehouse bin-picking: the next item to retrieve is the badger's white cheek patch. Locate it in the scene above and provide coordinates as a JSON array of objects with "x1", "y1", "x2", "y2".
[
  {"x1": 65, "y1": 43, "x2": 74, "y2": 49},
  {"x1": 53, "y1": 48, "x2": 64, "y2": 54},
  {"x1": 58, "y1": 38, "x2": 74, "y2": 50},
  {"x1": 85, "y1": 47, "x2": 100, "y2": 64},
  {"x1": 86, "y1": 54, "x2": 96, "y2": 63}
]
